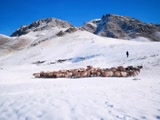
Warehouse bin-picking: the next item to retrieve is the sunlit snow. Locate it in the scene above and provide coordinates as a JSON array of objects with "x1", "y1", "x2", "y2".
[{"x1": 0, "y1": 30, "x2": 160, "y2": 120}]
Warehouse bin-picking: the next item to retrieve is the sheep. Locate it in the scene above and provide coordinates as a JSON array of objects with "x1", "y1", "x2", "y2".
[
  {"x1": 66, "y1": 71, "x2": 73, "y2": 78},
  {"x1": 80, "y1": 71, "x2": 89, "y2": 77},
  {"x1": 120, "y1": 71, "x2": 128, "y2": 77},
  {"x1": 117, "y1": 66, "x2": 125, "y2": 71},
  {"x1": 102, "y1": 70, "x2": 114, "y2": 77},
  {"x1": 40, "y1": 71, "x2": 46, "y2": 78},
  {"x1": 110, "y1": 67, "x2": 117, "y2": 72},
  {"x1": 33, "y1": 65, "x2": 141, "y2": 78},
  {"x1": 33, "y1": 73, "x2": 40, "y2": 78},
  {"x1": 128, "y1": 71, "x2": 136, "y2": 77},
  {"x1": 113, "y1": 71, "x2": 121, "y2": 77},
  {"x1": 86, "y1": 65, "x2": 93, "y2": 71}
]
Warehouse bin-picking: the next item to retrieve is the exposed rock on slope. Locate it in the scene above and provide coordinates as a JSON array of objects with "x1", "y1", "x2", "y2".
[
  {"x1": 0, "y1": 34, "x2": 11, "y2": 45},
  {"x1": 0, "y1": 34, "x2": 30, "y2": 56},
  {"x1": 56, "y1": 27, "x2": 77, "y2": 37},
  {"x1": 1, "y1": 18, "x2": 77, "y2": 55},
  {"x1": 11, "y1": 18, "x2": 74, "y2": 37},
  {"x1": 9, "y1": 18, "x2": 78, "y2": 47},
  {"x1": 82, "y1": 14, "x2": 160, "y2": 41}
]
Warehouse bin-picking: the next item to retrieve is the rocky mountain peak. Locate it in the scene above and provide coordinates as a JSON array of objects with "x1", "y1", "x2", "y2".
[
  {"x1": 82, "y1": 14, "x2": 160, "y2": 41},
  {"x1": 11, "y1": 18, "x2": 74, "y2": 37}
]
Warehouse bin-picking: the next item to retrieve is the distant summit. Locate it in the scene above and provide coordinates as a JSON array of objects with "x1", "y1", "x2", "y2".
[
  {"x1": 11, "y1": 18, "x2": 73, "y2": 37},
  {"x1": 82, "y1": 14, "x2": 160, "y2": 41},
  {"x1": 9, "y1": 14, "x2": 160, "y2": 41}
]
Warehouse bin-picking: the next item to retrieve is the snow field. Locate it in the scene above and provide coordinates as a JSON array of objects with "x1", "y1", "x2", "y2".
[{"x1": 0, "y1": 30, "x2": 160, "y2": 120}]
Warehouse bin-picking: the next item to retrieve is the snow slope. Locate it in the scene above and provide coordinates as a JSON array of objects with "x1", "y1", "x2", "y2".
[{"x1": 0, "y1": 30, "x2": 160, "y2": 120}]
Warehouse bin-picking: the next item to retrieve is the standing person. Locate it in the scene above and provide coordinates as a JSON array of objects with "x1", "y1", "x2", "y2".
[{"x1": 126, "y1": 51, "x2": 129, "y2": 58}]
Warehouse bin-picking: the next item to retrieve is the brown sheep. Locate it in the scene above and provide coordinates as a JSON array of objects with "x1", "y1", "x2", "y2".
[
  {"x1": 55, "y1": 72, "x2": 65, "y2": 78},
  {"x1": 86, "y1": 65, "x2": 93, "y2": 71},
  {"x1": 34, "y1": 65, "x2": 141, "y2": 78},
  {"x1": 117, "y1": 66, "x2": 125, "y2": 71},
  {"x1": 110, "y1": 67, "x2": 117, "y2": 72},
  {"x1": 102, "y1": 70, "x2": 114, "y2": 77},
  {"x1": 120, "y1": 71, "x2": 128, "y2": 77},
  {"x1": 33, "y1": 73, "x2": 40, "y2": 78},
  {"x1": 40, "y1": 71, "x2": 46, "y2": 78},
  {"x1": 80, "y1": 71, "x2": 89, "y2": 77},
  {"x1": 128, "y1": 71, "x2": 136, "y2": 77},
  {"x1": 113, "y1": 71, "x2": 121, "y2": 77}
]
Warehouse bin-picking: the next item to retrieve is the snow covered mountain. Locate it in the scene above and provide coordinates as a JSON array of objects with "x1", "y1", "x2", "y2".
[
  {"x1": 82, "y1": 14, "x2": 160, "y2": 41},
  {"x1": 11, "y1": 18, "x2": 74, "y2": 37},
  {"x1": 6, "y1": 14, "x2": 160, "y2": 47},
  {"x1": 0, "y1": 18, "x2": 77, "y2": 56},
  {"x1": 0, "y1": 16, "x2": 160, "y2": 120}
]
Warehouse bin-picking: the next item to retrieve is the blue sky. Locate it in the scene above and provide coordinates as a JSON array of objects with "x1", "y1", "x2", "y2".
[{"x1": 0, "y1": 0, "x2": 160, "y2": 36}]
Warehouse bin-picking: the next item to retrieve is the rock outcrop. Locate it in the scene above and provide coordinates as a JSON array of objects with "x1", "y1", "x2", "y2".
[
  {"x1": 82, "y1": 14, "x2": 160, "y2": 41},
  {"x1": 11, "y1": 18, "x2": 74, "y2": 37},
  {"x1": 56, "y1": 27, "x2": 77, "y2": 37}
]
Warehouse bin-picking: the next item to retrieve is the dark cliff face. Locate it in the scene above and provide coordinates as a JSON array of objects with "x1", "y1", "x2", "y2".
[
  {"x1": 11, "y1": 18, "x2": 74, "y2": 37},
  {"x1": 82, "y1": 14, "x2": 160, "y2": 41}
]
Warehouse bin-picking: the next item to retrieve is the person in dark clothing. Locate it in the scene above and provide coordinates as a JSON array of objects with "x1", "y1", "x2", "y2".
[{"x1": 126, "y1": 51, "x2": 129, "y2": 58}]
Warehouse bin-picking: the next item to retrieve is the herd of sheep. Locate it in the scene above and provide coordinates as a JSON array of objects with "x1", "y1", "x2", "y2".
[{"x1": 33, "y1": 65, "x2": 143, "y2": 78}]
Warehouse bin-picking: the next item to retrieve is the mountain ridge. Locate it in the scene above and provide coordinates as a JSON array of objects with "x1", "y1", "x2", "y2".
[
  {"x1": 82, "y1": 14, "x2": 160, "y2": 41},
  {"x1": 11, "y1": 18, "x2": 74, "y2": 37},
  {"x1": 1, "y1": 14, "x2": 160, "y2": 42}
]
